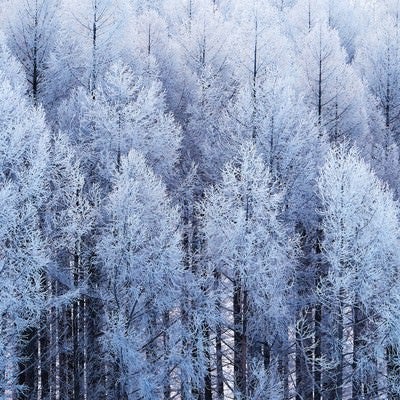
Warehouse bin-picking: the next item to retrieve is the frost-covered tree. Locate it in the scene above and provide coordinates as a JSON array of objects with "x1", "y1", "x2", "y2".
[
  {"x1": 296, "y1": 22, "x2": 368, "y2": 142},
  {"x1": 355, "y1": 13, "x2": 400, "y2": 144},
  {"x1": 98, "y1": 150, "x2": 183, "y2": 399},
  {"x1": 186, "y1": 65, "x2": 234, "y2": 185},
  {"x1": 220, "y1": 26, "x2": 327, "y2": 397},
  {"x1": 318, "y1": 145, "x2": 400, "y2": 399},
  {"x1": 59, "y1": 61, "x2": 181, "y2": 188},
  {"x1": 226, "y1": 73, "x2": 325, "y2": 226},
  {"x1": 357, "y1": 92, "x2": 400, "y2": 196},
  {"x1": 0, "y1": 71, "x2": 50, "y2": 399},
  {"x1": 43, "y1": 132, "x2": 95, "y2": 400},
  {"x1": 63, "y1": 0, "x2": 118, "y2": 95},
  {"x1": 201, "y1": 143, "x2": 296, "y2": 399},
  {"x1": 161, "y1": 0, "x2": 235, "y2": 119},
  {"x1": 8, "y1": 0, "x2": 59, "y2": 105},
  {"x1": 43, "y1": 0, "x2": 125, "y2": 115}
]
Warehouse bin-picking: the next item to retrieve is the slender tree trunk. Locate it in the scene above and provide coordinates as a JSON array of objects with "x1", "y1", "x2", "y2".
[
  {"x1": 64, "y1": 302, "x2": 73, "y2": 399},
  {"x1": 387, "y1": 345, "x2": 400, "y2": 400},
  {"x1": 38, "y1": 323, "x2": 50, "y2": 400},
  {"x1": 234, "y1": 279, "x2": 247, "y2": 400},
  {"x1": 181, "y1": 184, "x2": 204, "y2": 400},
  {"x1": 31, "y1": 2, "x2": 39, "y2": 107},
  {"x1": 204, "y1": 323, "x2": 213, "y2": 400},
  {"x1": 365, "y1": 327, "x2": 378, "y2": 400},
  {"x1": 322, "y1": 297, "x2": 343, "y2": 400},
  {"x1": 352, "y1": 301, "x2": 365, "y2": 399},
  {"x1": 163, "y1": 312, "x2": 171, "y2": 400},
  {"x1": 263, "y1": 343, "x2": 270, "y2": 371},
  {"x1": 279, "y1": 338, "x2": 289, "y2": 400},
  {"x1": 296, "y1": 307, "x2": 313, "y2": 400},
  {"x1": 314, "y1": 304, "x2": 322, "y2": 400},
  {"x1": 314, "y1": 229, "x2": 323, "y2": 400},
  {"x1": 335, "y1": 296, "x2": 344, "y2": 400},
  {"x1": 214, "y1": 271, "x2": 224, "y2": 400},
  {"x1": 18, "y1": 327, "x2": 37, "y2": 400},
  {"x1": 54, "y1": 281, "x2": 61, "y2": 400},
  {"x1": 72, "y1": 248, "x2": 81, "y2": 400},
  {"x1": 38, "y1": 276, "x2": 50, "y2": 400},
  {"x1": 295, "y1": 224, "x2": 314, "y2": 400},
  {"x1": 90, "y1": 1, "x2": 98, "y2": 97},
  {"x1": 251, "y1": 17, "x2": 258, "y2": 142},
  {"x1": 242, "y1": 290, "x2": 248, "y2": 398},
  {"x1": 233, "y1": 278, "x2": 243, "y2": 400},
  {"x1": 86, "y1": 247, "x2": 105, "y2": 400}
]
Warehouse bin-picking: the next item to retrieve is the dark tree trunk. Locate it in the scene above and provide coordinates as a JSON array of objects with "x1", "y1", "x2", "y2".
[
  {"x1": 233, "y1": 279, "x2": 247, "y2": 400},
  {"x1": 38, "y1": 322, "x2": 50, "y2": 400},
  {"x1": 18, "y1": 327, "x2": 37, "y2": 400},
  {"x1": 387, "y1": 345, "x2": 400, "y2": 400},
  {"x1": 335, "y1": 298, "x2": 344, "y2": 400},
  {"x1": 214, "y1": 270, "x2": 224, "y2": 400},
  {"x1": 204, "y1": 323, "x2": 213, "y2": 400},
  {"x1": 296, "y1": 307, "x2": 314, "y2": 400},
  {"x1": 233, "y1": 279, "x2": 243, "y2": 399},
  {"x1": 314, "y1": 303, "x2": 322, "y2": 400},
  {"x1": 163, "y1": 312, "x2": 171, "y2": 400},
  {"x1": 352, "y1": 301, "x2": 366, "y2": 399}
]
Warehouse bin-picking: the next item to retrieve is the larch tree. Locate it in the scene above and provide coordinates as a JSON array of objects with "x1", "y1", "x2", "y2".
[
  {"x1": 318, "y1": 144, "x2": 400, "y2": 399},
  {"x1": 43, "y1": 132, "x2": 95, "y2": 400},
  {"x1": 47, "y1": 2, "x2": 120, "y2": 390},
  {"x1": 201, "y1": 143, "x2": 296, "y2": 400},
  {"x1": 7, "y1": 0, "x2": 59, "y2": 106},
  {"x1": 296, "y1": 22, "x2": 368, "y2": 143},
  {"x1": 355, "y1": 13, "x2": 400, "y2": 144},
  {"x1": 165, "y1": 5, "x2": 236, "y2": 395},
  {"x1": 66, "y1": 0, "x2": 117, "y2": 96},
  {"x1": 223, "y1": 24, "x2": 327, "y2": 396},
  {"x1": 0, "y1": 71, "x2": 50, "y2": 399},
  {"x1": 97, "y1": 150, "x2": 183, "y2": 400},
  {"x1": 59, "y1": 60, "x2": 181, "y2": 188},
  {"x1": 43, "y1": 0, "x2": 123, "y2": 115},
  {"x1": 357, "y1": 92, "x2": 400, "y2": 197}
]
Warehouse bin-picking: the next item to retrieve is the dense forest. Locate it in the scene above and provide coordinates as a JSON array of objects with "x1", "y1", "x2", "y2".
[{"x1": 1, "y1": 0, "x2": 400, "y2": 399}]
